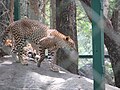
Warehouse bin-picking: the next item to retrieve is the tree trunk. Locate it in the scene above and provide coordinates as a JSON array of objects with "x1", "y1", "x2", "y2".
[
  {"x1": 23, "y1": 0, "x2": 43, "y2": 22},
  {"x1": 20, "y1": 0, "x2": 28, "y2": 18},
  {"x1": 27, "y1": 0, "x2": 39, "y2": 20},
  {"x1": 56, "y1": 0, "x2": 78, "y2": 74},
  {"x1": 108, "y1": 1, "x2": 120, "y2": 87},
  {"x1": 80, "y1": 0, "x2": 120, "y2": 88},
  {"x1": 50, "y1": 0, "x2": 56, "y2": 28},
  {"x1": 103, "y1": 0, "x2": 109, "y2": 18}
]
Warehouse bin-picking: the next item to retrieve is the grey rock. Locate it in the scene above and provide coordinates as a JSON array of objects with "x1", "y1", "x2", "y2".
[
  {"x1": 0, "y1": 56, "x2": 119, "y2": 90},
  {"x1": 78, "y1": 63, "x2": 115, "y2": 86}
]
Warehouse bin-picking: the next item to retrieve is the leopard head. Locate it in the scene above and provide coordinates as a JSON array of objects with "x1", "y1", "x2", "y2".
[
  {"x1": 49, "y1": 29, "x2": 77, "y2": 51},
  {"x1": 63, "y1": 36, "x2": 76, "y2": 51},
  {"x1": 61, "y1": 35, "x2": 78, "y2": 61}
]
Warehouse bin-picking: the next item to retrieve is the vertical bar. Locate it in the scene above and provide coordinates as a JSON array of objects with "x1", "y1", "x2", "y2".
[
  {"x1": 92, "y1": 0, "x2": 105, "y2": 90},
  {"x1": 14, "y1": 0, "x2": 20, "y2": 21}
]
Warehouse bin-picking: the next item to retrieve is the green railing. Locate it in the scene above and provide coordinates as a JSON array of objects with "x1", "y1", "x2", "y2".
[
  {"x1": 92, "y1": 0, "x2": 105, "y2": 90},
  {"x1": 14, "y1": 0, "x2": 20, "y2": 21},
  {"x1": 79, "y1": 55, "x2": 109, "y2": 58}
]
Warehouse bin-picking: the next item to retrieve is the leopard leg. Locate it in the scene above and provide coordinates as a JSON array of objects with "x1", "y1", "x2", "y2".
[
  {"x1": 11, "y1": 47, "x2": 19, "y2": 63},
  {"x1": 48, "y1": 48, "x2": 60, "y2": 72},
  {"x1": 9, "y1": 37, "x2": 19, "y2": 62},
  {"x1": 37, "y1": 46, "x2": 45, "y2": 67},
  {"x1": 14, "y1": 38, "x2": 28, "y2": 65}
]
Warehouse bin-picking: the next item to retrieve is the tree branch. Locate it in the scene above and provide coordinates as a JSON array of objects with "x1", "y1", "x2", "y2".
[
  {"x1": 0, "y1": 22, "x2": 8, "y2": 27},
  {"x1": 9, "y1": 0, "x2": 14, "y2": 23},
  {"x1": 0, "y1": 1, "x2": 8, "y2": 10}
]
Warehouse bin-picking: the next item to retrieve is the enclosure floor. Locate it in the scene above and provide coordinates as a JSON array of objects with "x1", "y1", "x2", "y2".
[{"x1": 0, "y1": 56, "x2": 119, "y2": 90}]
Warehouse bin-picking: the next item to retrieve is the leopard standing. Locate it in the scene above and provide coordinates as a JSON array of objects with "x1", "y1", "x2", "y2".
[{"x1": 2, "y1": 18, "x2": 77, "y2": 71}]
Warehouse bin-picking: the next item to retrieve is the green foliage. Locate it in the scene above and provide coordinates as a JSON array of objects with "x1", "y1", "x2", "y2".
[
  {"x1": 108, "y1": 0, "x2": 116, "y2": 18},
  {"x1": 105, "y1": 60, "x2": 114, "y2": 76},
  {"x1": 44, "y1": 1, "x2": 50, "y2": 26},
  {"x1": 78, "y1": 58, "x2": 92, "y2": 69},
  {"x1": 76, "y1": 3, "x2": 92, "y2": 55}
]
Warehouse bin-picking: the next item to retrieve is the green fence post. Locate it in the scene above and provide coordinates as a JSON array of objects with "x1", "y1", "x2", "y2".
[
  {"x1": 92, "y1": 0, "x2": 105, "y2": 90},
  {"x1": 14, "y1": 0, "x2": 20, "y2": 21}
]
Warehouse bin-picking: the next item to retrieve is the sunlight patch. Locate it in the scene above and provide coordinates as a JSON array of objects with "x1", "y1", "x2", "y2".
[
  {"x1": 84, "y1": 77, "x2": 93, "y2": 83},
  {"x1": 3, "y1": 55, "x2": 12, "y2": 58},
  {"x1": 28, "y1": 72, "x2": 65, "y2": 84},
  {"x1": 53, "y1": 78, "x2": 65, "y2": 84},
  {"x1": 59, "y1": 71, "x2": 66, "y2": 74},
  {"x1": 1, "y1": 61, "x2": 13, "y2": 65}
]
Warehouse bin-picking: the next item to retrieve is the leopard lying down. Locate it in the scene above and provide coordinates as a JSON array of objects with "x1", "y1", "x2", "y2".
[{"x1": 2, "y1": 18, "x2": 77, "y2": 71}]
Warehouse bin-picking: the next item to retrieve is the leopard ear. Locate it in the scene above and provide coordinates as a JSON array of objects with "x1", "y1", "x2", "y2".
[{"x1": 65, "y1": 36, "x2": 70, "y2": 41}]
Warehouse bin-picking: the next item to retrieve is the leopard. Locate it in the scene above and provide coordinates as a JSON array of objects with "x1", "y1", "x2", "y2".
[{"x1": 2, "y1": 18, "x2": 77, "y2": 71}]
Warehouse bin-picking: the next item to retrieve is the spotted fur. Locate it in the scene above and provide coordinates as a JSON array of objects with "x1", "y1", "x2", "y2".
[{"x1": 2, "y1": 18, "x2": 76, "y2": 71}]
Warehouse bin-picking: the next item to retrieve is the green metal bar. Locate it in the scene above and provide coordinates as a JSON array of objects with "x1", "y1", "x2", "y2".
[
  {"x1": 79, "y1": 55, "x2": 109, "y2": 58},
  {"x1": 46, "y1": 55, "x2": 109, "y2": 59},
  {"x1": 14, "y1": 0, "x2": 20, "y2": 21},
  {"x1": 92, "y1": 0, "x2": 105, "y2": 90}
]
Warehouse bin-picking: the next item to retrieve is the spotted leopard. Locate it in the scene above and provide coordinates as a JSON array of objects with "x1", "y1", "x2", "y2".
[{"x1": 2, "y1": 18, "x2": 76, "y2": 71}]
